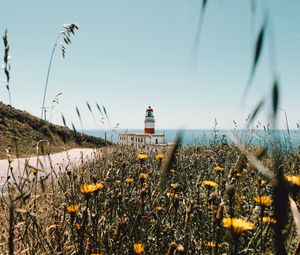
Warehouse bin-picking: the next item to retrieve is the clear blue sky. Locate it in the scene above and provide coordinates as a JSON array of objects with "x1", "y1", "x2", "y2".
[{"x1": 0, "y1": 0, "x2": 299, "y2": 130}]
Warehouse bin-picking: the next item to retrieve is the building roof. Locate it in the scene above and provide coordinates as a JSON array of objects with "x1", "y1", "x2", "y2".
[{"x1": 119, "y1": 133, "x2": 165, "y2": 137}]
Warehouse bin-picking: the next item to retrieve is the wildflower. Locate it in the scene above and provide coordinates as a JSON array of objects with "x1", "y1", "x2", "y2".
[
  {"x1": 139, "y1": 173, "x2": 149, "y2": 180},
  {"x1": 262, "y1": 217, "x2": 276, "y2": 224},
  {"x1": 170, "y1": 183, "x2": 180, "y2": 190},
  {"x1": 94, "y1": 182, "x2": 104, "y2": 190},
  {"x1": 166, "y1": 192, "x2": 179, "y2": 200},
  {"x1": 137, "y1": 153, "x2": 148, "y2": 160},
  {"x1": 115, "y1": 180, "x2": 121, "y2": 185},
  {"x1": 155, "y1": 154, "x2": 164, "y2": 160},
  {"x1": 207, "y1": 241, "x2": 216, "y2": 247},
  {"x1": 236, "y1": 172, "x2": 242, "y2": 177},
  {"x1": 203, "y1": 180, "x2": 219, "y2": 188},
  {"x1": 126, "y1": 177, "x2": 134, "y2": 183},
  {"x1": 254, "y1": 196, "x2": 272, "y2": 206},
  {"x1": 75, "y1": 223, "x2": 81, "y2": 230},
  {"x1": 154, "y1": 206, "x2": 164, "y2": 212},
  {"x1": 133, "y1": 243, "x2": 144, "y2": 254},
  {"x1": 67, "y1": 204, "x2": 79, "y2": 214},
  {"x1": 214, "y1": 165, "x2": 223, "y2": 172},
  {"x1": 80, "y1": 183, "x2": 104, "y2": 194},
  {"x1": 81, "y1": 184, "x2": 96, "y2": 194},
  {"x1": 166, "y1": 192, "x2": 174, "y2": 198},
  {"x1": 256, "y1": 179, "x2": 267, "y2": 187},
  {"x1": 169, "y1": 169, "x2": 176, "y2": 173},
  {"x1": 285, "y1": 175, "x2": 300, "y2": 186},
  {"x1": 223, "y1": 218, "x2": 254, "y2": 234},
  {"x1": 31, "y1": 168, "x2": 38, "y2": 175}
]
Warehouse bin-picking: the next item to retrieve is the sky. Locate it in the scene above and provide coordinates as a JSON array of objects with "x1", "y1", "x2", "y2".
[{"x1": 0, "y1": 0, "x2": 299, "y2": 130}]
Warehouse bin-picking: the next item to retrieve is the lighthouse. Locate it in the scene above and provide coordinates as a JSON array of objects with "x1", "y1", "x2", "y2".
[
  {"x1": 144, "y1": 106, "x2": 155, "y2": 134},
  {"x1": 118, "y1": 105, "x2": 166, "y2": 147}
]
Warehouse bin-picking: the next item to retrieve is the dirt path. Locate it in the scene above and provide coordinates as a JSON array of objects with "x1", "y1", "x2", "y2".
[{"x1": 0, "y1": 148, "x2": 99, "y2": 186}]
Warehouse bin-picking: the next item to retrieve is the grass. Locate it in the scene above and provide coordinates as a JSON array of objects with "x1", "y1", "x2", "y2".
[
  {"x1": 0, "y1": 102, "x2": 111, "y2": 159},
  {"x1": 1, "y1": 136, "x2": 300, "y2": 254}
]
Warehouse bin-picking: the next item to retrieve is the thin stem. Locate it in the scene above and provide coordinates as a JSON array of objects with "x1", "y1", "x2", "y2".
[
  {"x1": 41, "y1": 33, "x2": 60, "y2": 120},
  {"x1": 7, "y1": 86, "x2": 12, "y2": 106}
]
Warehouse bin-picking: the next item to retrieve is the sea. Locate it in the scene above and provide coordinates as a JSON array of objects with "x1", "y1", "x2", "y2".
[{"x1": 84, "y1": 129, "x2": 300, "y2": 148}]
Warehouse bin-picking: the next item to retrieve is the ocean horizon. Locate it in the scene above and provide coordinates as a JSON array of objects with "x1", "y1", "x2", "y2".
[{"x1": 84, "y1": 129, "x2": 300, "y2": 148}]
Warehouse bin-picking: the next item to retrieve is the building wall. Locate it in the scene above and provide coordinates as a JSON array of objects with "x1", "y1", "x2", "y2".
[{"x1": 118, "y1": 134, "x2": 165, "y2": 146}]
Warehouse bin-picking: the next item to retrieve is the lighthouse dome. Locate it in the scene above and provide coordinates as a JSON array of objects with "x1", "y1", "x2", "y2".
[
  {"x1": 145, "y1": 106, "x2": 154, "y2": 117},
  {"x1": 146, "y1": 106, "x2": 153, "y2": 112}
]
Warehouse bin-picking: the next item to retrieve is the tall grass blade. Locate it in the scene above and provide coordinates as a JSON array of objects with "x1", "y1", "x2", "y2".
[
  {"x1": 61, "y1": 113, "x2": 67, "y2": 127},
  {"x1": 103, "y1": 105, "x2": 111, "y2": 128},
  {"x1": 272, "y1": 79, "x2": 279, "y2": 118},
  {"x1": 247, "y1": 99, "x2": 265, "y2": 128},
  {"x1": 75, "y1": 106, "x2": 84, "y2": 131},
  {"x1": 160, "y1": 131, "x2": 182, "y2": 191},
  {"x1": 244, "y1": 18, "x2": 267, "y2": 96}
]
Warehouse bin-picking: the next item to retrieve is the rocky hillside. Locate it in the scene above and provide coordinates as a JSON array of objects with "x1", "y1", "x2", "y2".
[{"x1": 0, "y1": 103, "x2": 111, "y2": 159}]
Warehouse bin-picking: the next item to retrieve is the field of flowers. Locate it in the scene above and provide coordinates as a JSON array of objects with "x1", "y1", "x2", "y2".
[{"x1": 0, "y1": 141, "x2": 300, "y2": 254}]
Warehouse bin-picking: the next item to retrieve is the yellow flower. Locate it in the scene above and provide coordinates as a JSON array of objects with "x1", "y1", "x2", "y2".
[
  {"x1": 81, "y1": 184, "x2": 96, "y2": 194},
  {"x1": 133, "y1": 243, "x2": 144, "y2": 254},
  {"x1": 95, "y1": 182, "x2": 104, "y2": 190},
  {"x1": 155, "y1": 154, "x2": 164, "y2": 160},
  {"x1": 126, "y1": 178, "x2": 134, "y2": 183},
  {"x1": 139, "y1": 173, "x2": 149, "y2": 180},
  {"x1": 90, "y1": 253, "x2": 104, "y2": 255},
  {"x1": 207, "y1": 241, "x2": 216, "y2": 247},
  {"x1": 166, "y1": 192, "x2": 179, "y2": 200},
  {"x1": 169, "y1": 169, "x2": 176, "y2": 173},
  {"x1": 236, "y1": 172, "x2": 242, "y2": 177},
  {"x1": 154, "y1": 206, "x2": 164, "y2": 212},
  {"x1": 67, "y1": 204, "x2": 79, "y2": 214},
  {"x1": 170, "y1": 183, "x2": 180, "y2": 190},
  {"x1": 75, "y1": 223, "x2": 81, "y2": 230},
  {"x1": 214, "y1": 165, "x2": 223, "y2": 172},
  {"x1": 31, "y1": 168, "x2": 38, "y2": 175},
  {"x1": 262, "y1": 217, "x2": 276, "y2": 224},
  {"x1": 254, "y1": 196, "x2": 272, "y2": 206},
  {"x1": 137, "y1": 153, "x2": 148, "y2": 160},
  {"x1": 80, "y1": 183, "x2": 104, "y2": 194},
  {"x1": 115, "y1": 180, "x2": 121, "y2": 185},
  {"x1": 166, "y1": 192, "x2": 174, "y2": 198},
  {"x1": 256, "y1": 179, "x2": 267, "y2": 187},
  {"x1": 203, "y1": 180, "x2": 219, "y2": 188},
  {"x1": 223, "y1": 218, "x2": 254, "y2": 234},
  {"x1": 285, "y1": 175, "x2": 300, "y2": 186}
]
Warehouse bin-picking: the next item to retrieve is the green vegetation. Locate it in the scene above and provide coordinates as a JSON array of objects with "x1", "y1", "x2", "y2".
[{"x1": 1, "y1": 141, "x2": 300, "y2": 254}]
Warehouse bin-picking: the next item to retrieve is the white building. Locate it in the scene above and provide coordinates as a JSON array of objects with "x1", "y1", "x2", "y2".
[{"x1": 119, "y1": 106, "x2": 166, "y2": 147}]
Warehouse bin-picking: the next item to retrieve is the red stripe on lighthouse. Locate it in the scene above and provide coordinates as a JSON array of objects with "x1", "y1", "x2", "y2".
[{"x1": 144, "y1": 128, "x2": 155, "y2": 134}]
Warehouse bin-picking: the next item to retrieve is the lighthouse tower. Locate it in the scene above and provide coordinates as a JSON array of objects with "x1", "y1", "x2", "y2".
[
  {"x1": 144, "y1": 106, "x2": 155, "y2": 134},
  {"x1": 118, "y1": 105, "x2": 165, "y2": 146}
]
